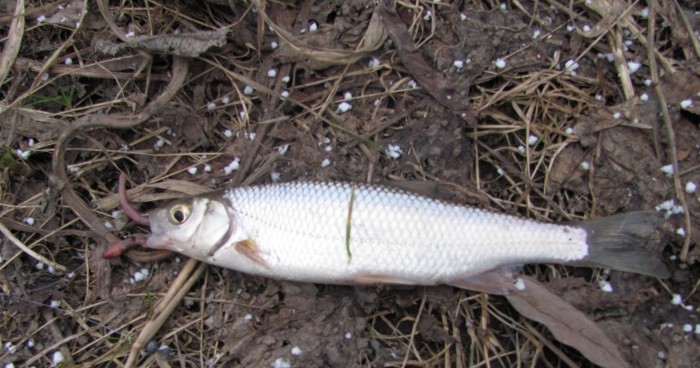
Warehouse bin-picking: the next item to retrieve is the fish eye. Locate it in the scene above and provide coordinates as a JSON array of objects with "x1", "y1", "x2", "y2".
[{"x1": 169, "y1": 204, "x2": 191, "y2": 225}]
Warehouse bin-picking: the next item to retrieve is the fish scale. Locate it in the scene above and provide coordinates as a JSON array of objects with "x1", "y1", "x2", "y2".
[{"x1": 211, "y1": 182, "x2": 589, "y2": 284}]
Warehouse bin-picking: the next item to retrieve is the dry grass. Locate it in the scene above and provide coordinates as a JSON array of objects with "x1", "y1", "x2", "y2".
[{"x1": 1, "y1": 0, "x2": 698, "y2": 367}]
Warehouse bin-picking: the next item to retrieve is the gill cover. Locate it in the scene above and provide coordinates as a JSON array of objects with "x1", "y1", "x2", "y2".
[{"x1": 146, "y1": 197, "x2": 233, "y2": 258}]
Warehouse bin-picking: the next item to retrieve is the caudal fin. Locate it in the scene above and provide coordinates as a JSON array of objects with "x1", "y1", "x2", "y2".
[{"x1": 572, "y1": 211, "x2": 670, "y2": 278}]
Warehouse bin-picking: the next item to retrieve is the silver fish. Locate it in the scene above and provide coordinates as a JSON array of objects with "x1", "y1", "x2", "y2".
[{"x1": 143, "y1": 181, "x2": 669, "y2": 294}]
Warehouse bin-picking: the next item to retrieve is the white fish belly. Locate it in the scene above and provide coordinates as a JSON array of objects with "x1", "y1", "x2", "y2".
[{"x1": 218, "y1": 182, "x2": 588, "y2": 284}]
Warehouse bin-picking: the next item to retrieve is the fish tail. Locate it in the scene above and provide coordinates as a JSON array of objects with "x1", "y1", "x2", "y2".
[{"x1": 571, "y1": 211, "x2": 670, "y2": 278}]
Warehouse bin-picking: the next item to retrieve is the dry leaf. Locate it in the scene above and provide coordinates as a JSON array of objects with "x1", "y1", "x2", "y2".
[{"x1": 505, "y1": 276, "x2": 630, "y2": 368}]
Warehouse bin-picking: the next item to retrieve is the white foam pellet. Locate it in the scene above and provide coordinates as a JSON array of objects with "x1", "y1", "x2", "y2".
[
  {"x1": 344, "y1": 332, "x2": 353, "y2": 339},
  {"x1": 204, "y1": 165, "x2": 211, "y2": 172},
  {"x1": 640, "y1": 7, "x2": 649, "y2": 18},
  {"x1": 497, "y1": 167, "x2": 505, "y2": 176},
  {"x1": 270, "y1": 171, "x2": 281, "y2": 182},
  {"x1": 321, "y1": 158, "x2": 331, "y2": 168},
  {"x1": 581, "y1": 161, "x2": 591, "y2": 170},
  {"x1": 368, "y1": 57, "x2": 380, "y2": 68},
  {"x1": 565, "y1": 127, "x2": 574, "y2": 135},
  {"x1": 494, "y1": 58, "x2": 507, "y2": 69},
  {"x1": 37, "y1": 15, "x2": 46, "y2": 23},
  {"x1": 640, "y1": 93, "x2": 649, "y2": 102},
  {"x1": 221, "y1": 96, "x2": 230, "y2": 104},
  {"x1": 64, "y1": 57, "x2": 73, "y2": 65},
  {"x1": 27, "y1": 138, "x2": 35, "y2": 147},
  {"x1": 17, "y1": 149, "x2": 31, "y2": 160},
  {"x1": 385, "y1": 144, "x2": 403, "y2": 159},
  {"x1": 454, "y1": 60, "x2": 464, "y2": 68},
  {"x1": 566, "y1": 24, "x2": 575, "y2": 32},
  {"x1": 695, "y1": 324, "x2": 700, "y2": 334},
  {"x1": 243, "y1": 85, "x2": 254, "y2": 95},
  {"x1": 223, "y1": 129, "x2": 233, "y2": 138},
  {"x1": 532, "y1": 29, "x2": 541, "y2": 38},
  {"x1": 23, "y1": 217, "x2": 35, "y2": 226},
  {"x1": 280, "y1": 90, "x2": 289, "y2": 99},
  {"x1": 613, "y1": 112, "x2": 622, "y2": 119},
  {"x1": 187, "y1": 166, "x2": 198, "y2": 175},
  {"x1": 291, "y1": 346, "x2": 303, "y2": 356},
  {"x1": 460, "y1": 13, "x2": 467, "y2": 20},
  {"x1": 282, "y1": 75, "x2": 290, "y2": 83},
  {"x1": 278, "y1": 144, "x2": 289, "y2": 155},
  {"x1": 582, "y1": 24, "x2": 591, "y2": 32},
  {"x1": 309, "y1": 22, "x2": 318, "y2": 32},
  {"x1": 644, "y1": 79, "x2": 652, "y2": 86},
  {"x1": 423, "y1": 10, "x2": 432, "y2": 21},
  {"x1": 299, "y1": 28, "x2": 306, "y2": 34},
  {"x1": 681, "y1": 324, "x2": 693, "y2": 332},
  {"x1": 239, "y1": 111, "x2": 247, "y2": 119},
  {"x1": 52, "y1": 351, "x2": 65, "y2": 365},
  {"x1": 27, "y1": 339, "x2": 35, "y2": 348},
  {"x1": 671, "y1": 294, "x2": 682, "y2": 305},
  {"x1": 47, "y1": 265, "x2": 55, "y2": 274},
  {"x1": 660, "y1": 164, "x2": 674, "y2": 177},
  {"x1": 41, "y1": 73, "x2": 49, "y2": 81},
  {"x1": 499, "y1": 3, "x2": 507, "y2": 10},
  {"x1": 527, "y1": 135, "x2": 538, "y2": 145},
  {"x1": 223, "y1": 158, "x2": 240, "y2": 175},
  {"x1": 676, "y1": 228, "x2": 686, "y2": 237},
  {"x1": 126, "y1": 31, "x2": 135, "y2": 38},
  {"x1": 408, "y1": 79, "x2": 418, "y2": 89},
  {"x1": 343, "y1": 91, "x2": 353, "y2": 100},
  {"x1": 513, "y1": 278, "x2": 526, "y2": 291},
  {"x1": 272, "y1": 358, "x2": 291, "y2": 368},
  {"x1": 680, "y1": 99, "x2": 693, "y2": 108},
  {"x1": 685, "y1": 182, "x2": 697, "y2": 193},
  {"x1": 324, "y1": 145, "x2": 332, "y2": 152},
  {"x1": 35, "y1": 262, "x2": 45, "y2": 270},
  {"x1": 104, "y1": 221, "x2": 114, "y2": 229},
  {"x1": 271, "y1": 41, "x2": 278, "y2": 49},
  {"x1": 267, "y1": 69, "x2": 277, "y2": 78},
  {"x1": 627, "y1": 61, "x2": 642, "y2": 74},
  {"x1": 658, "y1": 351, "x2": 666, "y2": 360},
  {"x1": 373, "y1": 99, "x2": 381, "y2": 107},
  {"x1": 244, "y1": 314, "x2": 253, "y2": 321},
  {"x1": 206, "y1": 102, "x2": 216, "y2": 111},
  {"x1": 67, "y1": 272, "x2": 75, "y2": 279},
  {"x1": 684, "y1": 305, "x2": 694, "y2": 311},
  {"x1": 598, "y1": 280, "x2": 613, "y2": 293},
  {"x1": 4, "y1": 342, "x2": 16, "y2": 354},
  {"x1": 565, "y1": 59, "x2": 579, "y2": 72},
  {"x1": 518, "y1": 145, "x2": 526, "y2": 153},
  {"x1": 49, "y1": 300, "x2": 60, "y2": 308},
  {"x1": 336, "y1": 101, "x2": 352, "y2": 113},
  {"x1": 133, "y1": 271, "x2": 146, "y2": 282}
]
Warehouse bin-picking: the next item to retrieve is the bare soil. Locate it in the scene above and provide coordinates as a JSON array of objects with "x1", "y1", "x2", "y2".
[{"x1": 1, "y1": 1, "x2": 699, "y2": 367}]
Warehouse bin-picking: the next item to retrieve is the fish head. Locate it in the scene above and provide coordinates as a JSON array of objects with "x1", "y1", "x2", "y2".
[{"x1": 146, "y1": 196, "x2": 243, "y2": 258}]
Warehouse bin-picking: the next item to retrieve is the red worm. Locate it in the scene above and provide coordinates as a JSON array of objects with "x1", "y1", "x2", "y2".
[
  {"x1": 103, "y1": 234, "x2": 149, "y2": 259},
  {"x1": 118, "y1": 172, "x2": 150, "y2": 226}
]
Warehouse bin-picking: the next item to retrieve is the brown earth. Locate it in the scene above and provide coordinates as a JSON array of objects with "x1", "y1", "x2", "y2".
[{"x1": 1, "y1": 1, "x2": 699, "y2": 367}]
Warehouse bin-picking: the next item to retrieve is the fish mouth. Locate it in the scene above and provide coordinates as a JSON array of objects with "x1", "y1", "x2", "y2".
[{"x1": 145, "y1": 233, "x2": 175, "y2": 251}]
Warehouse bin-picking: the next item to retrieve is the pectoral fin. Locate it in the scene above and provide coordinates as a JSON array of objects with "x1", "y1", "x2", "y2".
[
  {"x1": 446, "y1": 266, "x2": 522, "y2": 295},
  {"x1": 234, "y1": 239, "x2": 269, "y2": 268}
]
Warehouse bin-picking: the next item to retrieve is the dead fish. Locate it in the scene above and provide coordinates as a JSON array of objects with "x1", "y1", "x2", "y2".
[{"x1": 130, "y1": 181, "x2": 669, "y2": 294}]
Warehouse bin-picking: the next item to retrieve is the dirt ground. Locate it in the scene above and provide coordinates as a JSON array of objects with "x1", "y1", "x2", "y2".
[{"x1": 1, "y1": 0, "x2": 699, "y2": 367}]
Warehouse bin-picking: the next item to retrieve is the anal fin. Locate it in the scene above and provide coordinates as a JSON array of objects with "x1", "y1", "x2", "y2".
[{"x1": 446, "y1": 266, "x2": 522, "y2": 295}]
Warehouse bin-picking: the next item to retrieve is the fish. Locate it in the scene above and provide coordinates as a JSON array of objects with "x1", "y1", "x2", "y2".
[{"x1": 133, "y1": 181, "x2": 669, "y2": 294}]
